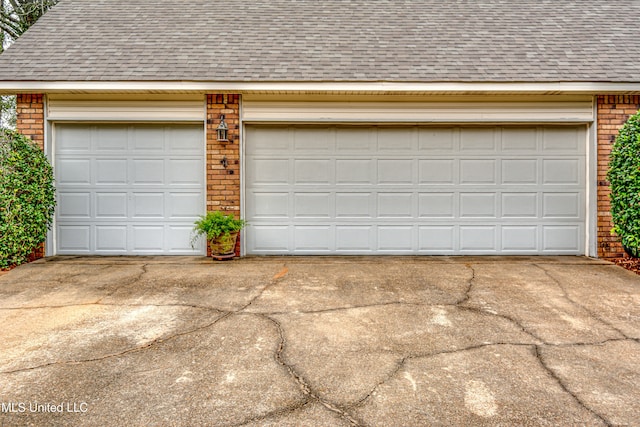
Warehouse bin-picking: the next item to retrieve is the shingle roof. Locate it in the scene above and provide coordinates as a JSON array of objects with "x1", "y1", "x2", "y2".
[{"x1": 0, "y1": 0, "x2": 639, "y2": 83}]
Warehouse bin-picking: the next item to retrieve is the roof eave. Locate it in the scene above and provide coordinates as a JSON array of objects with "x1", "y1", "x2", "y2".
[{"x1": 1, "y1": 81, "x2": 640, "y2": 95}]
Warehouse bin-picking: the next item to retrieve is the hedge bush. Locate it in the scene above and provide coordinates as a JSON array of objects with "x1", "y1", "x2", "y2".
[
  {"x1": 608, "y1": 110, "x2": 640, "y2": 256},
  {"x1": 0, "y1": 129, "x2": 56, "y2": 269}
]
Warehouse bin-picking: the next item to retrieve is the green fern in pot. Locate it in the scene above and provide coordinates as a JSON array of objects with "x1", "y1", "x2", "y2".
[{"x1": 191, "y1": 211, "x2": 245, "y2": 259}]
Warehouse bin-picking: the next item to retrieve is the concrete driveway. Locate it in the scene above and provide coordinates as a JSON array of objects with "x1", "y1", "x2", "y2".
[{"x1": 0, "y1": 256, "x2": 639, "y2": 426}]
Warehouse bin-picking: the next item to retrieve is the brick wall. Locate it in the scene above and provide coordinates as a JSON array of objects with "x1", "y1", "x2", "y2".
[
  {"x1": 16, "y1": 94, "x2": 46, "y2": 259},
  {"x1": 206, "y1": 94, "x2": 241, "y2": 256},
  {"x1": 597, "y1": 95, "x2": 640, "y2": 258}
]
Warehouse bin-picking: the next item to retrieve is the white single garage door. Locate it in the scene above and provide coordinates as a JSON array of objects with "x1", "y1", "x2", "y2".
[
  {"x1": 55, "y1": 123, "x2": 205, "y2": 255},
  {"x1": 245, "y1": 125, "x2": 586, "y2": 255}
]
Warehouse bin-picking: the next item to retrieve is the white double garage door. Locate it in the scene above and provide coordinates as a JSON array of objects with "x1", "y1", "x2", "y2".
[
  {"x1": 245, "y1": 124, "x2": 586, "y2": 255},
  {"x1": 54, "y1": 122, "x2": 586, "y2": 255}
]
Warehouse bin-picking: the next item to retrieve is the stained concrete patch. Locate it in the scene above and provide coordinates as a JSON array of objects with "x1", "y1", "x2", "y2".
[
  {"x1": 102, "y1": 263, "x2": 280, "y2": 311},
  {"x1": 0, "y1": 314, "x2": 305, "y2": 427},
  {"x1": 0, "y1": 304, "x2": 223, "y2": 372},
  {"x1": 0, "y1": 263, "x2": 146, "y2": 308},
  {"x1": 353, "y1": 345, "x2": 606, "y2": 426},
  {"x1": 464, "y1": 264, "x2": 623, "y2": 344},
  {"x1": 274, "y1": 304, "x2": 535, "y2": 405},
  {"x1": 247, "y1": 262, "x2": 472, "y2": 313},
  {"x1": 540, "y1": 340, "x2": 640, "y2": 426},
  {"x1": 540, "y1": 263, "x2": 640, "y2": 339}
]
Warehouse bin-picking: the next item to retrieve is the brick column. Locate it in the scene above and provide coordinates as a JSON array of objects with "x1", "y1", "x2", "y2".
[
  {"x1": 206, "y1": 94, "x2": 241, "y2": 256},
  {"x1": 597, "y1": 95, "x2": 640, "y2": 258},
  {"x1": 15, "y1": 94, "x2": 46, "y2": 259}
]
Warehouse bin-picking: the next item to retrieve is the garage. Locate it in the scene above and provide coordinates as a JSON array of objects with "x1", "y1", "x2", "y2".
[
  {"x1": 245, "y1": 124, "x2": 586, "y2": 255},
  {"x1": 54, "y1": 123, "x2": 205, "y2": 255}
]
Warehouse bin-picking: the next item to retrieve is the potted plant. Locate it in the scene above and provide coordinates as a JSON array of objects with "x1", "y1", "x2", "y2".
[
  {"x1": 608, "y1": 109, "x2": 640, "y2": 257},
  {"x1": 191, "y1": 211, "x2": 246, "y2": 260}
]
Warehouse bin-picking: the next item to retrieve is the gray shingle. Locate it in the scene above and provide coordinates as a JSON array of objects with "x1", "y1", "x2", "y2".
[{"x1": 0, "y1": 0, "x2": 639, "y2": 83}]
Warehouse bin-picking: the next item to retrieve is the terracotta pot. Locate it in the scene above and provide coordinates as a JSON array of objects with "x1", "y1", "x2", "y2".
[{"x1": 210, "y1": 231, "x2": 239, "y2": 260}]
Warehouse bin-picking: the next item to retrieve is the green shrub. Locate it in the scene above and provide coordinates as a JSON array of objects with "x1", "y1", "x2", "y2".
[
  {"x1": 0, "y1": 129, "x2": 56, "y2": 269},
  {"x1": 190, "y1": 211, "x2": 245, "y2": 248},
  {"x1": 608, "y1": 110, "x2": 640, "y2": 255}
]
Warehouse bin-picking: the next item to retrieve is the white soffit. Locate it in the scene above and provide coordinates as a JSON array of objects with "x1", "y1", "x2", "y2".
[
  {"x1": 47, "y1": 97, "x2": 205, "y2": 121},
  {"x1": 242, "y1": 101, "x2": 594, "y2": 123}
]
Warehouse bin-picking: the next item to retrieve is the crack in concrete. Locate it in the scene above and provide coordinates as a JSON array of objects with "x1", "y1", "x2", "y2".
[
  {"x1": 534, "y1": 264, "x2": 630, "y2": 340},
  {"x1": 534, "y1": 345, "x2": 612, "y2": 427},
  {"x1": 236, "y1": 264, "x2": 289, "y2": 312},
  {"x1": 455, "y1": 263, "x2": 476, "y2": 305},
  {"x1": 0, "y1": 311, "x2": 232, "y2": 375},
  {"x1": 456, "y1": 304, "x2": 547, "y2": 344},
  {"x1": 351, "y1": 356, "x2": 408, "y2": 408},
  {"x1": 350, "y1": 342, "x2": 534, "y2": 409},
  {"x1": 228, "y1": 400, "x2": 313, "y2": 427},
  {"x1": 260, "y1": 301, "x2": 424, "y2": 316},
  {"x1": 261, "y1": 314, "x2": 364, "y2": 427},
  {"x1": 96, "y1": 264, "x2": 148, "y2": 304}
]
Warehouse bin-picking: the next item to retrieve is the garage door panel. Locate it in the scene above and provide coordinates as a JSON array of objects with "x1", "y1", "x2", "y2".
[
  {"x1": 248, "y1": 192, "x2": 289, "y2": 218},
  {"x1": 95, "y1": 127, "x2": 128, "y2": 151},
  {"x1": 543, "y1": 193, "x2": 581, "y2": 218},
  {"x1": 336, "y1": 159, "x2": 373, "y2": 184},
  {"x1": 378, "y1": 128, "x2": 415, "y2": 151},
  {"x1": 58, "y1": 192, "x2": 91, "y2": 218},
  {"x1": 249, "y1": 159, "x2": 289, "y2": 184},
  {"x1": 58, "y1": 225, "x2": 91, "y2": 252},
  {"x1": 95, "y1": 193, "x2": 127, "y2": 218},
  {"x1": 132, "y1": 160, "x2": 165, "y2": 184},
  {"x1": 502, "y1": 193, "x2": 538, "y2": 218},
  {"x1": 460, "y1": 159, "x2": 497, "y2": 184},
  {"x1": 336, "y1": 226, "x2": 373, "y2": 251},
  {"x1": 419, "y1": 159, "x2": 455, "y2": 184},
  {"x1": 378, "y1": 160, "x2": 413, "y2": 184},
  {"x1": 543, "y1": 127, "x2": 583, "y2": 152},
  {"x1": 55, "y1": 123, "x2": 205, "y2": 255},
  {"x1": 418, "y1": 128, "x2": 455, "y2": 151},
  {"x1": 460, "y1": 127, "x2": 497, "y2": 152},
  {"x1": 419, "y1": 193, "x2": 455, "y2": 218},
  {"x1": 168, "y1": 193, "x2": 204, "y2": 218},
  {"x1": 460, "y1": 226, "x2": 498, "y2": 251},
  {"x1": 502, "y1": 226, "x2": 538, "y2": 251},
  {"x1": 57, "y1": 159, "x2": 91, "y2": 185},
  {"x1": 132, "y1": 193, "x2": 165, "y2": 218},
  {"x1": 57, "y1": 126, "x2": 91, "y2": 151},
  {"x1": 248, "y1": 226, "x2": 290, "y2": 252},
  {"x1": 132, "y1": 226, "x2": 164, "y2": 251},
  {"x1": 294, "y1": 193, "x2": 331, "y2": 218},
  {"x1": 294, "y1": 226, "x2": 331, "y2": 251},
  {"x1": 168, "y1": 159, "x2": 203, "y2": 185},
  {"x1": 378, "y1": 226, "x2": 414, "y2": 251},
  {"x1": 419, "y1": 226, "x2": 455, "y2": 251},
  {"x1": 378, "y1": 193, "x2": 413, "y2": 218},
  {"x1": 336, "y1": 193, "x2": 373, "y2": 218},
  {"x1": 543, "y1": 226, "x2": 581, "y2": 251},
  {"x1": 501, "y1": 128, "x2": 538, "y2": 152},
  {"x1": 337, "y1": 128, "x2": 374, "y2": 151},
  {"x1": 132, "y1": 126, "x2": 165, "y2": 151},
  {"x1": 96, "y1": 226, "x2": 127, "y2": 251},
  {"x1": 502, "y1": 159, "x2": 537, "y2": 184},
  {"x1": 460, "y1": 193, "x2": 497, "y2": 218},
  {"x1": 96, "y1": 159, "x2": 128, "y2": 184},
  {"x1": 246, "y1": 125, "x2": 586, "y2": 255}
]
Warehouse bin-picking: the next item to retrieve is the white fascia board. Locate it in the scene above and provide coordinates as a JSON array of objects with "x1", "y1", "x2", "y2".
[{"x1": 1, "y1": 81, "x2": 640, "y2": 94}]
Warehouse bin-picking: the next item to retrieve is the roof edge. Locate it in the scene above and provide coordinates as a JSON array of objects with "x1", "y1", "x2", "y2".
[{"x1": 1, "y1": 81, "x2": 640, "y2": 95}]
